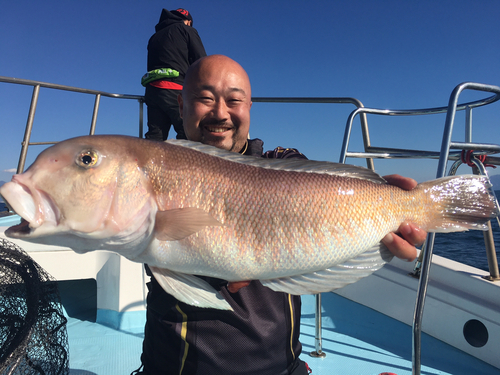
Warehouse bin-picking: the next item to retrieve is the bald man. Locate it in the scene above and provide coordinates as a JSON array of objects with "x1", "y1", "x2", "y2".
[{"x1": 134, "y1": 55, "x2": 424, "y2": 375}]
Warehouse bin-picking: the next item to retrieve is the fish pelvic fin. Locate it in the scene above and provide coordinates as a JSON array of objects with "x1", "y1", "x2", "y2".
[
  {"x1": 261, "y1": 243, "x2": 393, "y2": 295},
  {"x1": 421, "y1": 175, "x2": 499, "y2": 232},
  {"x1": 149, "y1": 266, "x2": 233, "y2": 310},
  {"x1": 154, "y1": 207, "x2": 223, "y2": 241}
]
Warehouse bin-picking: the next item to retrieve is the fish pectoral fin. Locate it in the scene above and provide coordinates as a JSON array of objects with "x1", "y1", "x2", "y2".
[
  {"x1": 261, "y1": 243, "x2": 393, "y2": 295},
  {"x1": 154, "y1": 207, "x2": 223, "y2": 241},
  {"x1": 149, "y1": 266, "x2": 233, "y2": 310}
]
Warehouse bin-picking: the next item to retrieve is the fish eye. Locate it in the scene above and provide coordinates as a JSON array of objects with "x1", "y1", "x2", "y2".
[{"x1": 77, "y1": 150, "x2": 99, "y2": 168}]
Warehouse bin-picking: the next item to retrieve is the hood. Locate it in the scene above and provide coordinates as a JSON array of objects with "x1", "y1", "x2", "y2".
[{"x1": 155, "y1": 8, "x2": 185, "y2": 32}]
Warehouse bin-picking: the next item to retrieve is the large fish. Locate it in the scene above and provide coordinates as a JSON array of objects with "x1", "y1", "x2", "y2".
[{"x1": 1, "y1": 135, "x2": 498, "y2": 310}]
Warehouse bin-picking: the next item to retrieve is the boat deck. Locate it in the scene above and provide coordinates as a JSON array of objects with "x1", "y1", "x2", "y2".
[
  {"x1": 62, "y1": 286, "x2": 500, "y2": 375},
  {"x1": 1, "y1": 77, "x2": 500, "y2": 374}
]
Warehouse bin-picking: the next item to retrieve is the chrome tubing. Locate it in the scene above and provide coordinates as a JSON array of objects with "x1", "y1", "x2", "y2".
[
  {"x1": 139, "y1": 99, "x2": 145, "y2": 139},
  {"x1": 412, "y1": 82, "x2": 500, "y2": 375},
  {"x1": 435, "y1": 82, "x2": 500, "y2": 178},
  {"x1": 0, "y1": 76, "x2": 143, "y2": 100},
  {"x1": 411, "y1": 232, "x2": 436, "y2": 375},
  {"x1": 334, "y1": 81, "x2": 500, "y2": 375},
  {"x1": 90, "y1": 94, "x2": 101, "y2": 135},
  {"x1": 17, "y1": 84, "x2": 40, "y2": 174},
  {"x1": 339, "y1": 86, "x2": 500, "y2": 167},
  {"x1": 0, "y1": 76, "x2": 144, "y2": 173},
  {"x1": 310, "y1": 294, "x2": 326, "y2": 358}
]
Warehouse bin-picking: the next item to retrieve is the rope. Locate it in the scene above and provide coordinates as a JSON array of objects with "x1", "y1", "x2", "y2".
[{"x1": 460, "y1": 150, "x2": 496, "y2": 169}]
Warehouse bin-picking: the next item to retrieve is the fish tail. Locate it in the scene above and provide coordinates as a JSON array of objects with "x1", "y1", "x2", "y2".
[{"x1": 420, "y1": 174, "x2": 499, "y2": 232}]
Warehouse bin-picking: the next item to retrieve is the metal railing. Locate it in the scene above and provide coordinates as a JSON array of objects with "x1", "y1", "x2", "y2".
[
  {"x1": 0, "y1": 76, "x2": 145, "y2": 174},
  {"x1": 339, "y1": 81, "x2": 500, "y2": 375}
]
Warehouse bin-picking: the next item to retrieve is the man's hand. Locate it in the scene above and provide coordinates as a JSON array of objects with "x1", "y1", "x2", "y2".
[
  {"x1": 381, "y1": 174, "x2": 427, "y2": 261},
  {"x1": 227, "y1": 281, "x2": 250, "y2": 293}
]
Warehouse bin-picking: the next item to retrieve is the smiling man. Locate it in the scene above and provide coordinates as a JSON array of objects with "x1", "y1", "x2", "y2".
[
  {"x1": 135, "y1": 54, "x2": 424, "y2": 375},
  {"x1": 179, "y1": 54, "x2": 252, "y2": 153}
]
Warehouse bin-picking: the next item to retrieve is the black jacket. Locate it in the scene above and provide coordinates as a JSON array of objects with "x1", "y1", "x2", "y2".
[{"x1": 147, "y1": 9, "x2": 206, "y2": 85}]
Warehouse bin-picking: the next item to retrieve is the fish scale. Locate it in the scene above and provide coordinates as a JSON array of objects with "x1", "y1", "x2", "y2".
[
  {"x1": 154, "y1": 160, "x2": 423, "y2": 279},
  {"x1": 0, "y1": 135, "x2": 497, "y2": 310}
]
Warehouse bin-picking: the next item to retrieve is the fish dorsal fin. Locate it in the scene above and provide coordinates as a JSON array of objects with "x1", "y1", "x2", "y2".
[
  {"x1": 149, "y1": 266, "x2": 233, "y2": 310},
  {"x1": 155, "y1": 207, "x2": 223, "y2": 241},
  {"x1": 260, "y1": 243, "x2": 393, "y2": 295},
  {"x1": 166, "y1": 139, "x2": 387, "y2": 184}
]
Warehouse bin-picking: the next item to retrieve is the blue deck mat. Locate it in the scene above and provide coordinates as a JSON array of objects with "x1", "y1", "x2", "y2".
[
  {"x1": 300, "y1": 293, "x2": 500, "y2": 375},
  {"x1": 64, "y1": 292, "x2": 500, "y2": 375}
]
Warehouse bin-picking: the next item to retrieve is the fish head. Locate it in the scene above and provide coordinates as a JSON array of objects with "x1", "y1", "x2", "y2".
[{"x1": 0, "y1": 135, "x2": 156, "y2": 254}]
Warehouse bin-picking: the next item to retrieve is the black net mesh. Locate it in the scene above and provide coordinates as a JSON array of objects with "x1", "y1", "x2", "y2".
[{"x1": 0, "y1": 238, "x2": 69, "y2": 375}]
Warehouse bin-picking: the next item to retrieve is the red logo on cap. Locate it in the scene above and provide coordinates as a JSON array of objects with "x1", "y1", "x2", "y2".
[{"x1": 176, "y1": 8, "x2": 189, "y2": 17}]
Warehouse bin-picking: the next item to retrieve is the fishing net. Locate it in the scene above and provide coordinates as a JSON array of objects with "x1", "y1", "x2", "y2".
[{"x1": 0, "y1": 238, "x2": 69, "y2": 375}]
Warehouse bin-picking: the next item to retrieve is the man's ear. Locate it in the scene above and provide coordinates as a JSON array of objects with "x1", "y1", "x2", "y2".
[{"x1": 178, "y1": 94, "x2": 184, "y2": 118}]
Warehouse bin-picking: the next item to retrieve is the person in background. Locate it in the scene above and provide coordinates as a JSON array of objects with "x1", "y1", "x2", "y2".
[
  {"x1": 133, "y1": 55, "x2": 425, "y2": 375},
  {"x1": 142, "y1": 8, "x2": 206, "y2": 141}
]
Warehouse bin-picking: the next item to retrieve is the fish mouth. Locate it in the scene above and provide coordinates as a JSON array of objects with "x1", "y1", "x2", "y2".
[
  {"x1": 5, "y1": 217, "x2": 32, "y2": 236},
  {"x1": 0, "y1": 179, "x2": 60, "y2": 238}
]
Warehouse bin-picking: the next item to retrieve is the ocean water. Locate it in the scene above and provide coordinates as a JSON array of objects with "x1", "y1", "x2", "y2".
[
  {"x1": 1, "y1": 195, "x2": 499, "y2": 272},
  {"x1": 433, "y1": 215, "x2": 500, "y2": 272}
]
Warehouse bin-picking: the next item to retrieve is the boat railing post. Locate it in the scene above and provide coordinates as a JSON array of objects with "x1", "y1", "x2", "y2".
[
  {"x1": 339, "y1": 108, "x2": 364, "y2": 164},
  {"x1": 482, "y1": 220, "x2": 500, "y2": 281},
  {"x1": 310, "y1": 293, "x2": 326, "y2": 358},
  {"x1": 412, "y1": 83, "x2": 465, "y2": 375},
  {"x1": 465, "y1": 105, "x2": 472, "y2": 143},
  {"x1": 359, "y1": 111, "x2": 375, "y2": 171},
  {"x1": 89, "y1": 93, "x2": 101, "y2": 135},
  {"x1": 412, "y1": 233, "x2": 435, "y2": 375},
  {"x1": 139, "y1": 98, "x2": 144, "y2": 138},
  {"x1": 17, "y1": 84, "x2": 40, "y2": 174}
]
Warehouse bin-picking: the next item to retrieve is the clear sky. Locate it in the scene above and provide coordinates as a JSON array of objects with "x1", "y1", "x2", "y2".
[{"x1": 1, "y1": 0, "x2": 499, "y2": 185}]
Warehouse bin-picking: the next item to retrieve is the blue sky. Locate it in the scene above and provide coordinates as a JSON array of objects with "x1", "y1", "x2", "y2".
[{"x1": 1, "y1": 0, "x2": 499, "y2": 184}]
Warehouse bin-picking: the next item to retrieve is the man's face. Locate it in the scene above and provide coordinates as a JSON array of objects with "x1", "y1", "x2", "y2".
[{"x1": 179, "y1": 57, "x2": 252, "y2": 153}]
